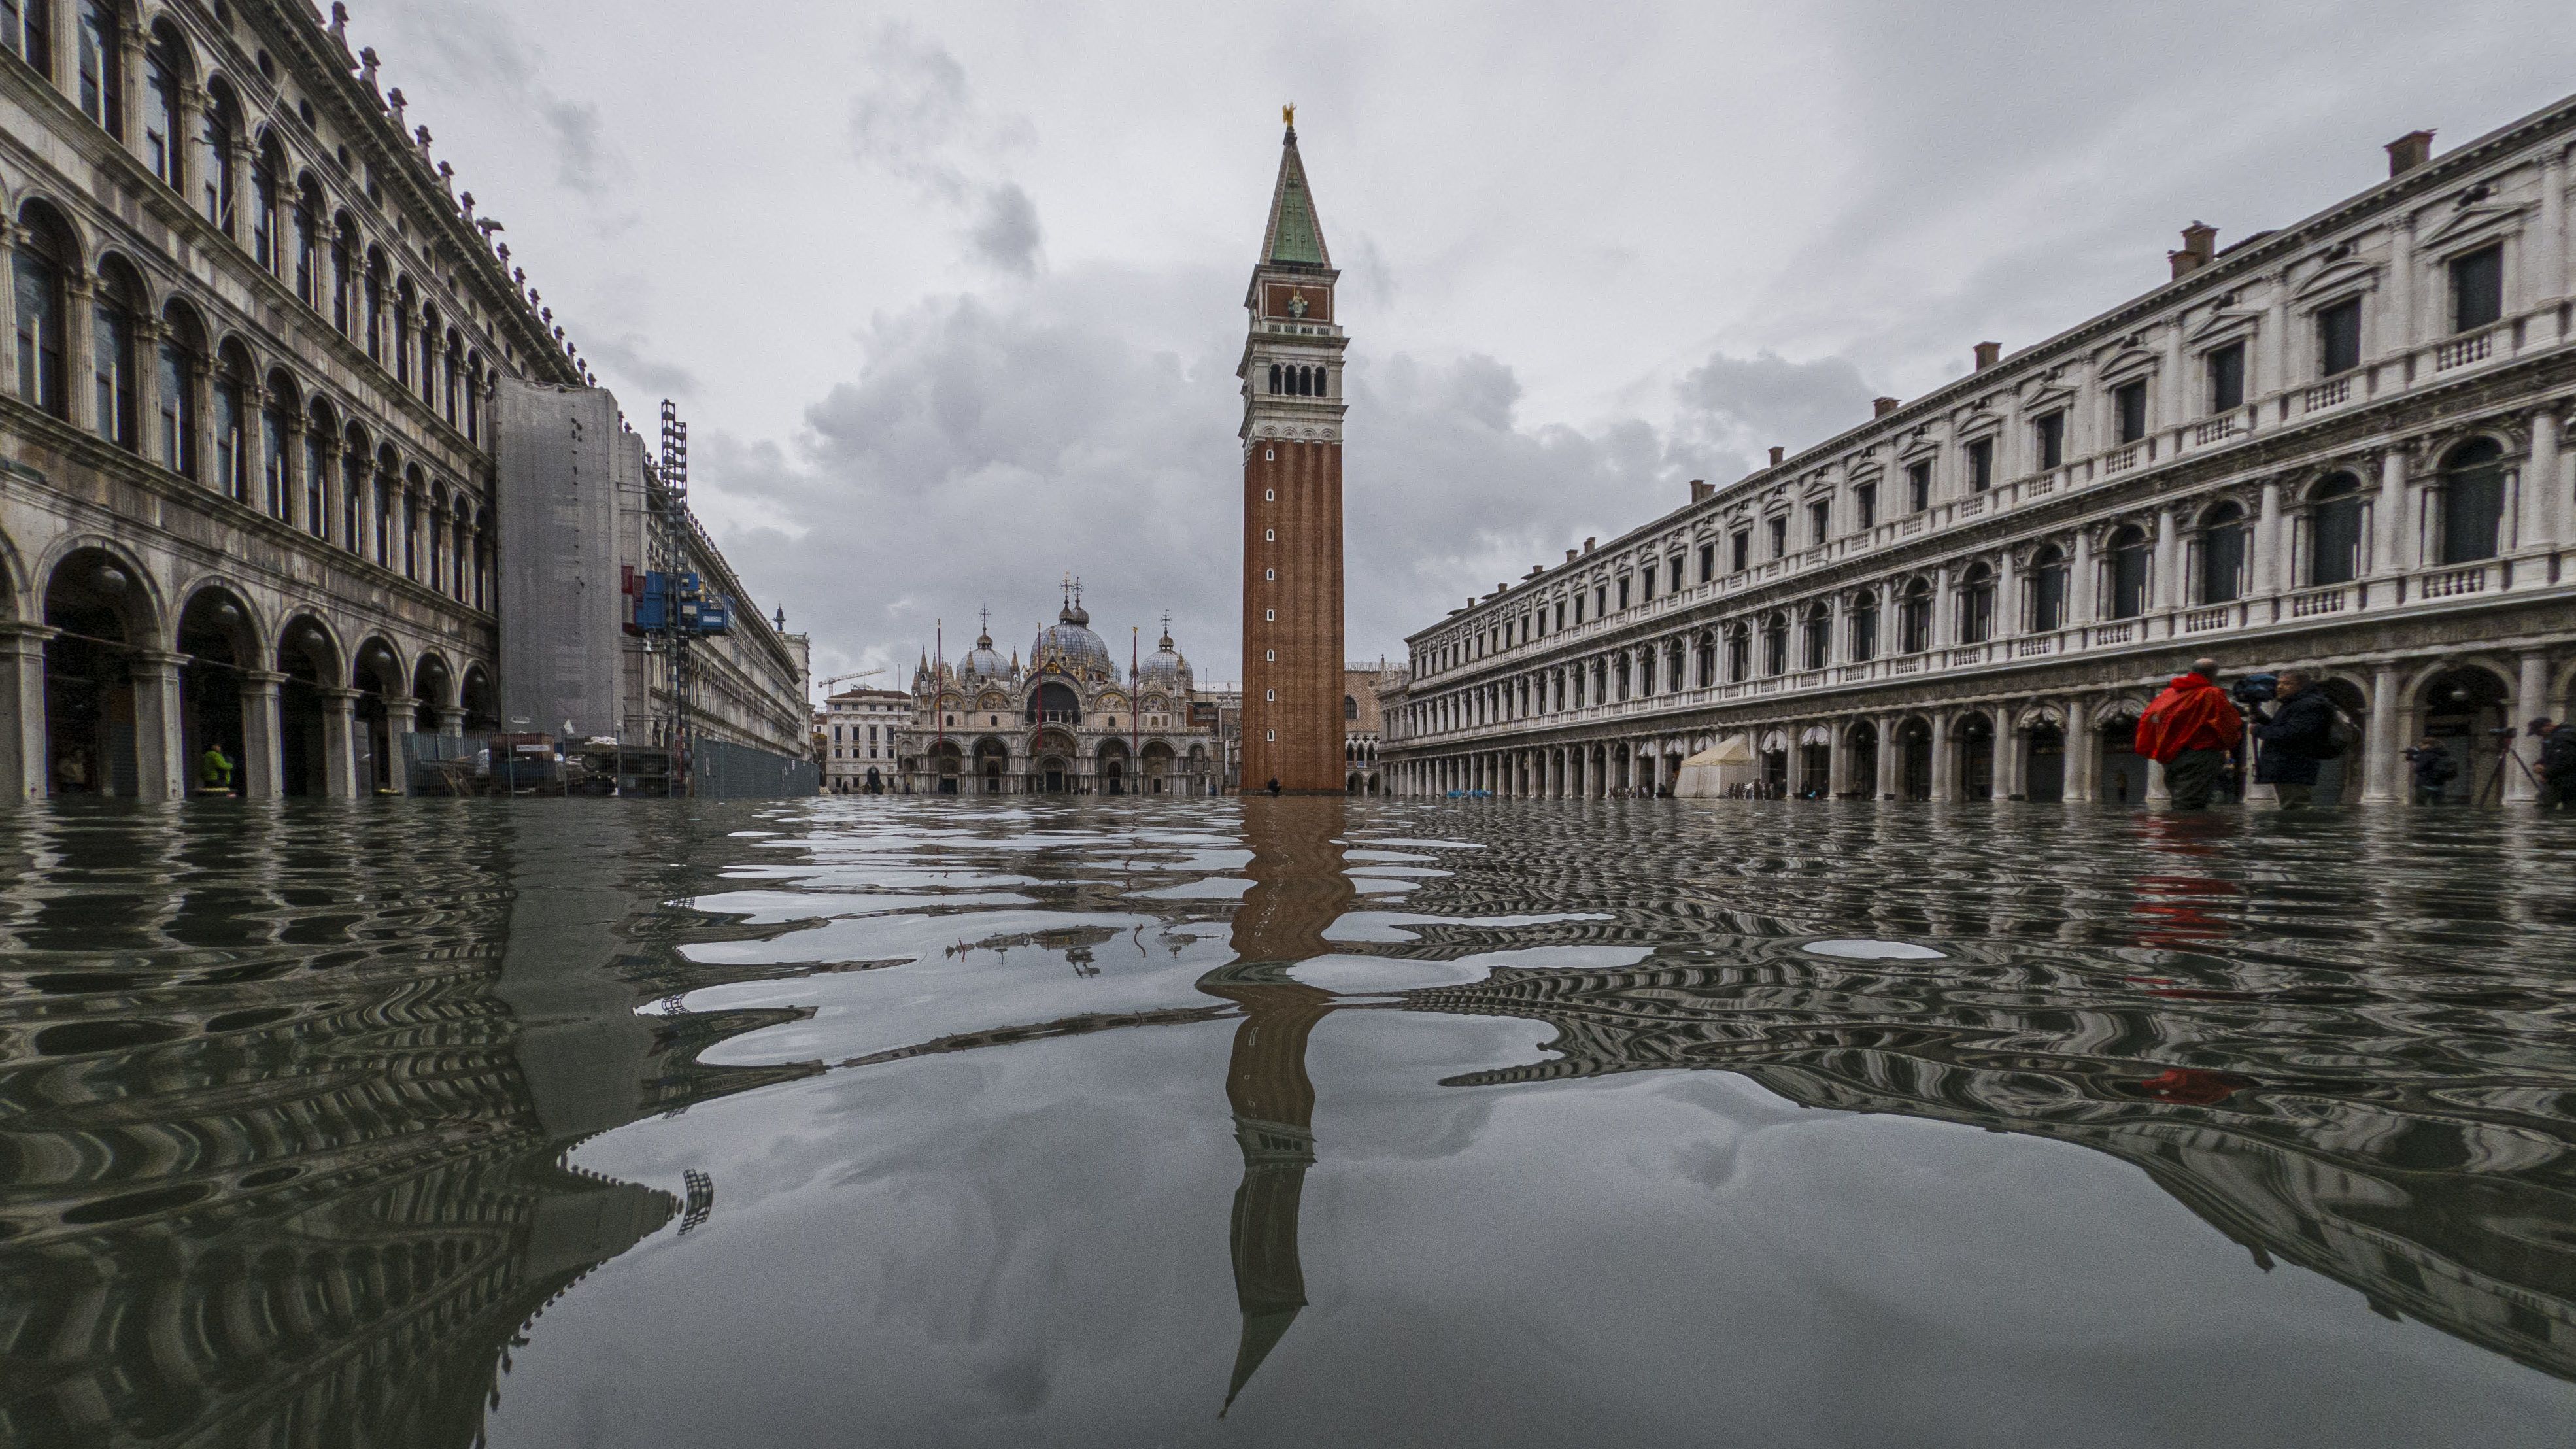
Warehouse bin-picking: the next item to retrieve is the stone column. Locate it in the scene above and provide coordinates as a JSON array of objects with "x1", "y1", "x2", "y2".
[
  {"x1": 2363, "y1": 665, "x2": 2401, "y2": 805},
  {"x1": 2542, "y1": 145, "x2": 2569, "y2": 309},
  {"x1": 1930, "y1": 564, "x2": 1953, "y2": 651},
  {"x1": 65, "y1": 276, "x2": 97, "y2": 433},
  {"x1": 2152, "y1": 505, "x2": 2180, "y2": 619},
  {"x1": 118, "y1": 18, "x2": 148, "y2": 165},
  {"x1": 2510, "y1": 653, "x2": 2549, "y2": 806},
  {"x1": 0, "y1": 624, "x2": 54, "y2": 800},
  {"x1": 2524, "y1": 407, "x2": 2560, "y2": 560},
  {"x1": 129, "y1": 649, "x2": 189, "y2": 802},
  {"x1": 437, "y1": 706, "x2": 467, "y2": 739},
  {"x1": 239, "y1": 670, "x2": 284, "y2": 799},
  {"x1": 2254, "y1": 478, "x2": 2284, "y2": 597},
  {"x1": 2388, "y1": 213, "x2": 2416, "y2": 354},
  {"x1": 1827, "y1": 721, "x2": 1850, "y2": 797},
  {"x1": 1997, "y1": 704, "x2": 2024, "y2": 800},
  {"x1": 0, "y1": 224, "x2": 18, "y2": 400},
  {"x1": 320, "y1": 686, "x2": 360, "y2": 799},
  {"x1": 2373, "y1": 447, "x2": 2409, "y2": 587},
  {"x1": 1929, "y1": 713, "x2": 1954, "y2": 802},
  {"x1": 1995, "y1": 551, "x2": 2019, "y2": 639},
  {"x1": 2071, "y1": 528, "x2": 2096, "y2": 622},
  {"x1": 1874, "y1": 713, "x2": 1900, "y2": 799},
  {"x1": 2064, "y1": 697, "x2": 2096, "y2": 803}
]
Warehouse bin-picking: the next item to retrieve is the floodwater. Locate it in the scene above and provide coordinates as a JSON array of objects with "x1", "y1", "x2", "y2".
[{"x1": 4, "y1": 799, "x2": 2575, "y2": 1449}]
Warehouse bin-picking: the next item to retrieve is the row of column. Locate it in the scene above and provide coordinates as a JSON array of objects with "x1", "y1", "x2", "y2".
[{"x1": 1394, "y1": 650, "x2": 2564, "y2": 807}]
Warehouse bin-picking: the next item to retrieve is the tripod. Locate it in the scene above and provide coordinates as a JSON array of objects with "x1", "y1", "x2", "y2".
[{"x1": 2475, "y1": 734, "x2": 2543, "y2": 806}]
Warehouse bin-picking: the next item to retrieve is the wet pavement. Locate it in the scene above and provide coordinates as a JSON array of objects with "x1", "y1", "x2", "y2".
[{"x1": 3, "y1": 796, "x2": 2575, "y2": 1448}]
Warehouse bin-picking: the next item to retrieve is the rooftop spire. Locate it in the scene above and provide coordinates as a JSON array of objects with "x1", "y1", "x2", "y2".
[{"x1": 1260, "y1": 107, "x2": 1330, "y2": 269}]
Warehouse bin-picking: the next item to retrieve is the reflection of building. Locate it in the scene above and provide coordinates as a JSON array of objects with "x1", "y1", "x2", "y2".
[
  {"x1": 1238, "y1": 112, "x2": 1349, "y2": 794},
  {"x1": 819, "y1": 686, "x2": 911, "y2": 794},
  {"x1": 1404, "y1": 956, "x2": 2576, "y2": 1383},
  {"x1": 0, "y1": 808, "x2": 814, "y2": 1445},
  {"x1": 1385, "y1": 101, "x2": 2576, "y2": 806},
  {"x1": 893, "y1": 591, "x2": 1221, "y2": 795}
]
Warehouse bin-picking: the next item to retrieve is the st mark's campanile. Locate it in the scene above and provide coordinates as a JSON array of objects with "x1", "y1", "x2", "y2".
[{"x1": 1239, "y1": 107, "x2": 1347, "y2": 794}]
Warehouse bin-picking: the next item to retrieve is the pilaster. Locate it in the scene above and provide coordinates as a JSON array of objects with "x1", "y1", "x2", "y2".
[{"x1": 0, "y1": 625, "x2": 58, "y2": 801}]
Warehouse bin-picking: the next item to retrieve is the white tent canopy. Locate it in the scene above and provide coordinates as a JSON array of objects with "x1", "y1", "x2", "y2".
[{"x1": 1674, "y1": 734, "x2": 1761, "y2": 798}]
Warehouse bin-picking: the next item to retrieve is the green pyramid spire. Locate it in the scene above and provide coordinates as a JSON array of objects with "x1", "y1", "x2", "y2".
[{"x1": 1261, "y1": 114, "x2": 1331, "y2": 269}]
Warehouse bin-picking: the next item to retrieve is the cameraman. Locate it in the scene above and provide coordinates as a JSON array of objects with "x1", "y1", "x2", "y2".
[
  {"x1": 2533, "y1": 717, "x2": 2576, "y2": 809},
  {"x1": 2401, "y1": 736, "x2": 2458, "y2": 805},
  {"x1": 2245, "y1": 668, "x2": 2335, "y2": 809}
]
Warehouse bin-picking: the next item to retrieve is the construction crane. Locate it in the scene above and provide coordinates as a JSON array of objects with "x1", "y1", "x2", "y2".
[{"x1": 813, "y1": 668, "x2": 886, "y2": 700}]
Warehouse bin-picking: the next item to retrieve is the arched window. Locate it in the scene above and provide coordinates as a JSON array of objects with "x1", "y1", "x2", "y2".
[
  {"x1": 1343, "y1": 694, "x2": 1358, "y2": 721},
  {"x1": 2107, "y1": 525, "x2": 2150, "y2": 619},
  {"x1": 157, "y1": 301, "x2": 202, "y2": 476},
  {"x1": 464, "y1": 353, "x2": 484, "y2": 443},
  {"x1": 201, "y1": 84, "x2": 240, "y2": 235},
  {"x1": 1848, "y1": 592, "x2": 1879, "y2": 661},
  {"x1": 91, "y1": 258, "x2": 143, "y2": 449},
  {"x1": 363, "y1": 251, "x2": 386, "y2": 361},
  {"x1": 1898, "y1": 579, "x2": 1933, "y2": 653},
  {"x1": 331, "y1": 218, "x2": 356, "y2": 335},
  {"x1": 426, "y1": 483, "x2": 445, "y2": 586},
  {"x1": 394, "y1": 279, "x2": 415, "y2": 385},
  {"x1": 417, "y1": 302, "x2": 440, "y2": 404},
  {"x1": 293, "y1": 179, "x2": 322, "y2": 305},
  {"x1": 443, "y1": 332, "x2": 462, "y2": 424},
  {"x1": 375, "y1": 448, "x2": 396, "y2": 565},
  {"x1": 473, "y1": 507, "x2": 493, "y2": 608},
  {"x1": 5, "y1": 0, "x2": 57, "y2": 78},
  {"x1": 2027, "y1": 545, "x2": 2068, "y2": 632},
  {"x1": 250, "y1": 137, "x2": 283, "y2": 271},
  {"x1": 1761, "y1": 613, "x2": 1788, "y2": 675},
  {"x1": 2437, "y1": 439, "x2": 2505, "y2": 564},
  {"x1": 1267, "y1": 362, "x2": 1280, "y2": 394},
  {"x1": 262, "y1": 371, "x2": 292, "y2": 519},
  {"x1": 1800, "y1": 604, "x2": 1830, "y2": 670},
  {"x1": 211, "y1": 345, "x2": 249, "y2": 503},
  {"x1": 2197, "y1": 501, "x2": 2246, "y2": 603},
  {"x1": 1695, "y1": 629, "x2": 1716, "y2": 685},
  {"x1": 403, "y1": 470, "x2": 422, "y2": 578},
  {"x1": 304, "y1": 400, "x2": 333, "y2": 539},
  {"x1": 2307, "y1": 473, "x2": 2364, "y2": 586},
  {"x1": 1957, "y1": 563, "x2": 1995, "y2": 643},
  {"x1": 450, "y1": 510, "x2": 469, "y2": 598},
  {"x1": 144, "y1": 23, "x2": 185, "y2": 188},
  {"x1": 1725, "y1": 626, "x2": 1750, "y2": 683},
  {"x1": 75, "y1": 1, "x2": 122, "y2": 138},
  {"x1": 11, "y1": 203, "x2": 71, "y2": 417}
]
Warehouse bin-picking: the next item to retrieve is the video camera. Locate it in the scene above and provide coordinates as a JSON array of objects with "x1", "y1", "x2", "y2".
[{"x1": 2230, "y1": 673, "x2": 2279, "y2": 706}]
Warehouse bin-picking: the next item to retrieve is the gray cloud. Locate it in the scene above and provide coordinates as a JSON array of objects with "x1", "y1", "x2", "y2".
[
  {"x1": 1672, "y1": 351, "x2": 1881, "y2": 469},
  {"x1": 968, "y1": 184, "x2": 1043, "y2": 277},
  {"x1": 370, "y1": 1, "x2": 628, "y2": 201},
  {"x1": 581, "y1": 333, "x2": 701, "y2": 400}
]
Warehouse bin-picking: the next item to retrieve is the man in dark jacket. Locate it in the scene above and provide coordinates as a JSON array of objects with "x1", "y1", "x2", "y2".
[
  {"x1": 2403, "y1": 738, "x2": 2458, "y2": 805},
  {"x1": 2534, "y1": 717, "x2": 2576, "y2": 809},
  {"x1": 2248, "y1": 669, "x2": 2336, "y2": 809}
]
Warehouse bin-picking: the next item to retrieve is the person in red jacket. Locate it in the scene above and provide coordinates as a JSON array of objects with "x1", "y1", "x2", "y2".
[{"x1": 2133, "y1": 658, "x2": 2245, "y2": 810}]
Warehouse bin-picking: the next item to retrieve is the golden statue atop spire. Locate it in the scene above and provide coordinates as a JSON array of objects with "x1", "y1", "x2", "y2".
[{"x1": 1282, "y1": 102, "x2": 1295, "y2": 128}]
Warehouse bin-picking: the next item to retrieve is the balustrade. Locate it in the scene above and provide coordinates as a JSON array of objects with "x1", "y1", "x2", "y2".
[{"x1": 2433, "y1": 330, "x2": 2493, "y2": 371}]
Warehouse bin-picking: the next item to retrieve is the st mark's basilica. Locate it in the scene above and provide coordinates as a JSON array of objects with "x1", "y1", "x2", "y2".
[{"x1": 889, "y1": 585, "x2": 1221, "y2": 795}]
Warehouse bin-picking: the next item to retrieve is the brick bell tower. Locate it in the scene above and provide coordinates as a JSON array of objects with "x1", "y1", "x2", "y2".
[{"x1": 1238, "y1": 105, "x2": 1347, "y2": 794}]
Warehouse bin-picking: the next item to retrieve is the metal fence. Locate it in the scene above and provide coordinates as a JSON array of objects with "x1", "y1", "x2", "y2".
[{"x1": 694, "y1": 738, "x2": 821, "y2": 799}]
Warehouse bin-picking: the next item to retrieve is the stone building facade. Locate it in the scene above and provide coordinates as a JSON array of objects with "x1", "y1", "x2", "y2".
[
  {"x1": 892, "y1": 595, "x2": 1221, "y2": 795},
  {"x1": 1387, "y1": 101, "x2": 2576, "y2": 806},
  {"x1": 1341, "y1": 660, "x2": 1398, "y2": 794},
  {"x1": 1238, "y1": 109, "x2": 1347, "y2": 794},
  {"x1": 819, "y1": 685, "x2": 908, "y2": 794},
  {"x1": 0, "y1": 0, "x2": 581, "y2": 797}
]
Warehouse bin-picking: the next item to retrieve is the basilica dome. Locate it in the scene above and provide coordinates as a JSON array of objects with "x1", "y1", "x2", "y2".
[
  {"x1": 958, "y1": 624, "x2": 1010, "y2": 685},
  {"x1": 1032, "y1": 597, "x2": 1114, "y2": 680},
  {"x1": 1135, "y1": 626, "x2": 1192, "y2": 692}
]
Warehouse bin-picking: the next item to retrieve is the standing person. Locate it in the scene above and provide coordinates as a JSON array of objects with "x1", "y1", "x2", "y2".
[
  {"x1": 2401, "y1": 738, "x2": 2458, "y2": 805},
  {"x1": 2133, "y1": 658, "x2": 2245, "y2": 810},
  {"x1": 2248, "y1": 669, "x2": 2335, "y2": 809},
  {"x1": 2532, "y1": 717, "x2": 2576, "y2": 809}
]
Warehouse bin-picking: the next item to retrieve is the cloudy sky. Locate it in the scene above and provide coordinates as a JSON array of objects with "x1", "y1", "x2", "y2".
[{"x1": 361, "y1": 0, "x2": 2573, "y2": 689}]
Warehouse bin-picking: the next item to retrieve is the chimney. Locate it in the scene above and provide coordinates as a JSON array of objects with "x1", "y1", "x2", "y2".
[
  {"x1": 1873, "y1": 396, "x2": 1901, "y2": 418},
  {"x1": 2167, "y1": 220, "x2": 2217, "y2": 280},
  {"x1": 1566, "y1": 548, "x2": 1578, "y2": 562},
  {"x1": 2386, "y1": 129, "x2": 2434, "y2": 177},
  {"x1": 1973, "y1": 341, "x2": 2001, "y2": 371},
  {"x1": 1583, "y1": 537, "x2": 1596, "y2": 554},
  {"x1": 1768, "y1": 445, "x2": 1785, "y2": 468},
  {"x1": 1689, "y1": 478, "x2": 1712, "y2": 502}
]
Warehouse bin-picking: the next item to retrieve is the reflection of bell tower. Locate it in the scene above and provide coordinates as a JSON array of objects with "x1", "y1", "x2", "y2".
[
  {"x1": 1196, "y1": 798, "x2": 1351, "y2": 1412},
  {"x1": 1239, "y1": 105, "x2": 1347, "y2": 794}
]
